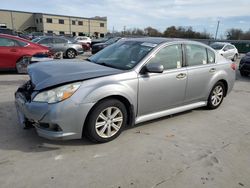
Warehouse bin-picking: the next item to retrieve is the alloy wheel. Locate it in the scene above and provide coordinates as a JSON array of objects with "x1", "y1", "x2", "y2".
[
  {"x1": 211, "y1": 85, "x2": 224, "y2": 106},
  {"x1": 95, "y1": 107, "x2": 123, "y2": 138},
  {"x1": 67, "y1": 50, "x2": 76, "y2": 58}
]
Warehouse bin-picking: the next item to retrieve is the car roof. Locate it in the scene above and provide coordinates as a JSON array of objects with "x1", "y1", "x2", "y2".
[
  {"x1": 121, "y1": 37, "x2": 187, "y2": 45},
  {"x1": 36, "y1": 36, "x2": 68, "y2": 40}
]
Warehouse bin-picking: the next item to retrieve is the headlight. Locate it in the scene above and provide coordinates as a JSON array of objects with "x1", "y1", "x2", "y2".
[{"x1": 33, "y1": 82, "x2": 81, "y2": 103}]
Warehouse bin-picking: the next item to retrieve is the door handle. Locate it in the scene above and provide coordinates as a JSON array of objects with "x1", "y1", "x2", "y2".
[
  {"x1": 209, "y1": 68, "x2": 216, "y2": 73},
  {"x1": 176, "y1": 73, "x2": 187, "y2": 79}
]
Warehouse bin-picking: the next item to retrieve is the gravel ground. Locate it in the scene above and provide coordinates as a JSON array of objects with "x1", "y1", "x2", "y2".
[{"x1": 0, "y1": 58, "x2": 249, "y2": 188}]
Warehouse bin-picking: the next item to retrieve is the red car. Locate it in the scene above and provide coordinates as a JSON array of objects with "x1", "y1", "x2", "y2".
[{"x1": 0, "y1": 34, "x2": 50, "y2": 73}]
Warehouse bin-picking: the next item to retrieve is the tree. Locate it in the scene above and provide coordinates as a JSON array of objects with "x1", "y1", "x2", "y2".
[
  {"x1": 163, "y1": 26, "x2": 211, "y2": 39},
  {"x1": 226, "y1": 29, "x2": 243, "y2": 40},
  {"x1": 240, "y1": 30, "x2": 250, "y2": 40},
  {"x1": 131, "y1": 28, "x2": 144, "y2": 36},
  {"x1": 144, "y1": 27, "x2": 162, "y2": 37}
]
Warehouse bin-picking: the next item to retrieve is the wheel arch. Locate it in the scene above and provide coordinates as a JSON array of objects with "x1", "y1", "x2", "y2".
[
  {"x1": 218, "y1": 79, "x2": 228, "y2": 97},
  {"x1": 83, "y1": 95, "x2": 135, "y2": 137},
  {"x1": 16, "y1": 55, "x2": 32, "y2": 73}
]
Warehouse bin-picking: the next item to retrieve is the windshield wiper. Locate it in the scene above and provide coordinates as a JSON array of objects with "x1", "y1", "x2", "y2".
[{"x1": 97, "y1": 62, "x2": 118, "y2": 69}]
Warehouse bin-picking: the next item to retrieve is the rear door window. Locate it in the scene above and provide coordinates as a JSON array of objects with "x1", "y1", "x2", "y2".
[
  {"x1": 15, "y1": 40, "x2": 28, "y2": 47},
  {"x1": 207, "y1": 49, "x2": 215, "y2": 64},
  {"x1": 39, "y1": 38, "x2": 53, "y2": 44},
  {"x1": 54, "y1": 38, "x2": 67, "y2": 44},
  {"x1": 185, "y1": 44, "x2": 207, "y2": 66}
]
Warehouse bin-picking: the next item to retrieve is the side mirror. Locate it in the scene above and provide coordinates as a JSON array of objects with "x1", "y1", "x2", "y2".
[{"x1": 145, "y1": 63, "x2": 164, "y2": 73}]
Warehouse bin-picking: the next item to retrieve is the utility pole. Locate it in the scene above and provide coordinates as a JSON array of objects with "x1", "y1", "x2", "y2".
[
  {"x1": 69, "y1": 16, "x2": 71, "y2": 36},
  {"x1": 88, "y1": 19, "x2": 90, "y2": 37},
  {"x1": 10, "y1": 11, "x2": 14, "y2": 31},
  {"x1": 123, "y1": 26, "x2": 126, "y2": 35},
  {"x1": 215, "y1": 20, "x2": 220, "y2": 40}
]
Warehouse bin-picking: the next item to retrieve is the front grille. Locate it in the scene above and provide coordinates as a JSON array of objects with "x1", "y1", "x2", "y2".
[{"x1": 16, "y1": 80, "x2": 35, "y2": 102}]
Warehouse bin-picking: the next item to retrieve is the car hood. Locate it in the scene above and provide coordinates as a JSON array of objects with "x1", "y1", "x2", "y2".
[{"x1": 28, "y1": 59, "x2": 123, "y2": 90}]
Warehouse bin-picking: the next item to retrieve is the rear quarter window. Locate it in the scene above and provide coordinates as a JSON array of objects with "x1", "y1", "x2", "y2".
[
  {"x1": 185, "y1": 44, "x2": 207, "y2": 66},
  {"x1": 15, "y1": 40, "x2": 28, "y2": 47}
]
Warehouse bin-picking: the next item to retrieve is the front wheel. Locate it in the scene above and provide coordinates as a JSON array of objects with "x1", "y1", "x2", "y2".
[
  {"x1": 84, "y1": 99, "x2": 127, "y2": 143},
  {"x1": 207, "y1": 82, "x2": 225, "y2": 109}
]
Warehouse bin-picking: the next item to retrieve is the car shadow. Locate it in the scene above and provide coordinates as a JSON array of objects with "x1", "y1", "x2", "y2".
[
  {"x1": 236, "y1": 70, "x2": 250, "y2": 83},
  {"x1": 0, "y1": 101, "x2": 95, "y2": 153}
]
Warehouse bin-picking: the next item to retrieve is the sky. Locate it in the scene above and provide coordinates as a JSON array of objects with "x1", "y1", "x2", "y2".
[{"x1": 1, "y1": 0, "x2": 250, "y2": 38}]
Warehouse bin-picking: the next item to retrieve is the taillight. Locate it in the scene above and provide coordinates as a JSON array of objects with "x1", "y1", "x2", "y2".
[
  {"x1": 46, "y1": 50, "x2": 54, "y2": 58},
  {"x1": 231, "y1": 62, "x2": 236, "y2": 70}
]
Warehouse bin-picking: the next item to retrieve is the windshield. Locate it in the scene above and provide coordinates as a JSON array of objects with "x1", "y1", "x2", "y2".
[
  {"x1": 88, "y1": 40, "x2": 156, "y2": 70},
  {"x1": 210, "y1": 43, "x2": 225, "y2": 50}
]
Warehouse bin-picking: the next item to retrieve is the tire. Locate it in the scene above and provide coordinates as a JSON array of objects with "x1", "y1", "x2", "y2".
[
  {"x1": 66, "y1": 49, "x2": 76, "y2": 59},
  {"x1": 240, "y1": 70, "x2": 248, "y2": 77},
  {"x1": 84, "y1": 99, "x2": 127, "y2": 143},
  {"x1": 16, "y1": 57, "x2": 30, "y2": 74},
  {"x1": 207, "y1": 82, "x2": 225, "y2": 110}
]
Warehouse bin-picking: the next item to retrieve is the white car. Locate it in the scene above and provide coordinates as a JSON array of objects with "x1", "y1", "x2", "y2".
[
  {"x1": 74, "y1": 36, "x2": 91, "y2": 44},
  {"x1": 210, "y1": 42, "x2": 239, "y2": 61}
]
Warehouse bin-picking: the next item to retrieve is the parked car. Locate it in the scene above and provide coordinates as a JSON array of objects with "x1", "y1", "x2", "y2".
[
  {"x1": 27, "y1": 32, "x2": 44, "y2": 40},
  {"x1": 0, "y1": 34, "x2": 50, "y2": 73},
  {"x1": 17, "y1": 33, "x2": 31, "y2": 40},
  {"x1": 32, "y1": 36, "x2": 84, "y2": 58},
  {"x1": 74, "y1": 36, "x2": 91, "y2": 45},
  {"x1": 0, "y1": 28, "x2": 14, "y2": 35},
  {"x1": 91, "y1": 37, "x2": 112, "y2": 47},
  {"x1": 239, "y1": 52, "x2": 250, "y2": 77},
  {"x1": 210, "y1": 42, "x2": 239, "y2": 61},
  {"x1": 92, "y1": 37, "x2": 122, "y2": 54},
  {"x1": 15, "y1": 38, "x2": 235, "y2": 142},
  {"x1": 74, "y1": 36, "x2": 91, "y2": 51}
]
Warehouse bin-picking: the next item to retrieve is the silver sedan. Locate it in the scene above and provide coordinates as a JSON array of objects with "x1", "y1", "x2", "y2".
[
  {"x1": 15, "y1": 38, "x2": 235, "y2": 143},
  {"x1": 32, "y1": 36, "x2": 84, "y2": 58}
]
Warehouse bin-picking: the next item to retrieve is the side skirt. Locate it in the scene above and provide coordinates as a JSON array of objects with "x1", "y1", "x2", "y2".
[{"x1": 135, "y1": 101, "x2": 207, "y2": 124}]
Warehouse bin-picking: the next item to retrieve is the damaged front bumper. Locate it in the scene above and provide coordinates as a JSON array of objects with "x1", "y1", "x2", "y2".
[{"x1": 15, "y1": 81, "x2": 94, "y2": 140}]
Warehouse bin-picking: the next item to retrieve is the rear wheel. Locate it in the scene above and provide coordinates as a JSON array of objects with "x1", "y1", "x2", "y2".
[
  {"x1": 66, "y1": 49, "x2": 76, "y2": 59},
  {"x1": 207, "y1": 82, "x2": 225, "y2": 109},
  {"x1": 84, "y1": 99, "x2": 127, "y2": 143}
]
